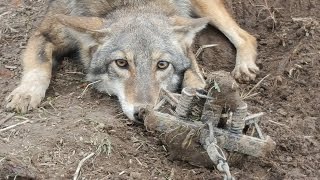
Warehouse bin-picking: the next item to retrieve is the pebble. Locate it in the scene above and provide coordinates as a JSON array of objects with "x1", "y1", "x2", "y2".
[
  {"x1": 277, "y1": 108, "x2": 288, "y2": 116},
  {"x1": 130, "y1": 172, "x2": 142, "y2": 179}
]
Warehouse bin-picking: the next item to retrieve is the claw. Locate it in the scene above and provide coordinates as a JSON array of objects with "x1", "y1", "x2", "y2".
[
  {"x1": 249, "y1": 66, "x2": 259, "y2": 74},
  {"x1": 5, "y1": 94, "x2": 13, "y2": 103},
  {"x1": 5, "y1": 84, "x2": 46, "y2": 114},
  {"x1": 231, "y1": 69, "x2": 241, "y2": 80},
  {"x1": 232, "y1": 61, "x2": 259, "y2": 83}
]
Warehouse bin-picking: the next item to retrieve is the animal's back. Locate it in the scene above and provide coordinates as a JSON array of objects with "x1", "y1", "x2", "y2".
[{"x1": 47, "y1": 0, "x2": 192, "y2": 17}]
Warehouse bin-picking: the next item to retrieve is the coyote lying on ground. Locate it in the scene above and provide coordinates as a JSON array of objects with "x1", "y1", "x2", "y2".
[{"x1": 6, "y1": 0, "x2": 259, "y2": 122}]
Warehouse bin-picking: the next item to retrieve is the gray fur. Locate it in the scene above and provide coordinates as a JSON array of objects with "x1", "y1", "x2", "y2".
[{"x1": 51, "y1": 0, "x2": 207, "y2": 120}]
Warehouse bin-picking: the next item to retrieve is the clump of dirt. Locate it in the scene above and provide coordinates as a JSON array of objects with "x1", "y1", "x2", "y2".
[
  {"x1": 0, "y1": 0, "x2": 319, "y2": 179},
  {"x1": 205, "y1": 70, "x2": 242, "y2": 110},
  {"x1": 0, "y1": 156, "x2": 38, "y2": 180}
]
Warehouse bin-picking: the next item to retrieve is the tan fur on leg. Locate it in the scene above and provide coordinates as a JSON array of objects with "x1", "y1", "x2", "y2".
[
  {"x1": 191, "y1": 0, "x2": 259, "y2": 82},
  {"x1": 6, "y1": 34, "x2": 53, "y2": 113}
]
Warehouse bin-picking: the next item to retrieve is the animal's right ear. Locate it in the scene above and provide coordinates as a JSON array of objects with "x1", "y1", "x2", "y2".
[
  {"x1": 54, "y1": 14, "x2": 109, "y2": 37},
  {"x1": 170, "y1": 16, "x2": 209, "y2": 47}
]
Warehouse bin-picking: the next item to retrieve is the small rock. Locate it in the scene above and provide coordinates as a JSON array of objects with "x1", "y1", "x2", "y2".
[
  {"x1": 0, "y1": 68, "x2": 14, "y2": 78},
  {"x1": 277, "y1": 108, "x2": 288, "y2": 116},
  {"x1": 130, "y1": 172, "x2": 142, "y2": 179},
  {"x1": 286, "y1": 156, "x2": 293, "y2": 162},
  {"x1": 97, "y1": 123, "x2": 105, "y2": 129}
]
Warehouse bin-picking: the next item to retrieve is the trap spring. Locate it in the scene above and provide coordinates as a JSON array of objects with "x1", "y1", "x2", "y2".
[{"x1": 143, "y1": 71, "x2": 276, "y2": 179}]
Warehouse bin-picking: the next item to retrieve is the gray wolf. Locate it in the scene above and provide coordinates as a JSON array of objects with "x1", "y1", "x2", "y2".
[{"x1": 6, "y1": 0, "x2": 259, "y2": 122}]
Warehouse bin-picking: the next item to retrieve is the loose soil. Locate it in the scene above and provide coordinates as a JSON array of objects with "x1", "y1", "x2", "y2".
[{"x1": 0, "y1": 0, "x2": 319, "y2": 179}]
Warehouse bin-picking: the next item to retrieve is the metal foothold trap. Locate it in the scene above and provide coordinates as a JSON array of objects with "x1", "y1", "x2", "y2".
[{"x1": 143, "y1": 71, "x2": 276, "y2": 180}]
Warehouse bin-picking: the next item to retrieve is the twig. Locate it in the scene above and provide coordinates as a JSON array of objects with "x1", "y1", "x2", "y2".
[
  {"x1": 0, "y1": 113, "x2": 15, "y2": 126},
  {"x1": 242, "y1": 74, "x2": 270, "y2": 99},
  {"x1": 135, "y1": 157, "x2": 143, "y2": 166},
  {"x1": 244, "y1": 112, "x2": 265, "y2": 121},
  {"x1": 0, "y1": 119, "x2": 31, "y2": 133},
  {"x1": 256, "y1": 0, "x2": 282, "y2": 31},
  {"x1": 39, "y1": 107, "x2": 59, "y2": 117},
  {"x1": 77, "y1": 80, "x2": 102, "y2": 99},
  {"x1": 268, "y1": 120, "x2": 290, "y2": 128},
  {"x1": 14, "y1": 116, "x2": 30, "y2": 120},
  {"x1": 73, "y1": 152, "x2": 95, "y2": 180},
  {"x1": 276, "y1": 41, "x2": 303, "y2": 77},
  {"x1": 0, "y1": 11, "x2": 11, "y2": 20},
  {"x1": 292, "y1": 17, "x2": 314, "y2": 22},
  {"x1": 49, "y1": 101, "x2": 57, "y2": 112},
  {"x1": 195, "y1": 44, "x2": 219, "y2": 58},
  {"x1": 6, "y1": 24, "x2": 19, "y2": 33},
  {"x1": 242, "y1": 92, "x2": 260, "y2": 100},
  {"x1": 0, "y1": 157, "x2": 5, "y2": 163},
  {"x1": 248, "y1": 0, "x2": 255, "y2": 7},
  {"x1": 169, "y1": 168, "x2": 175, "y2": 180}
]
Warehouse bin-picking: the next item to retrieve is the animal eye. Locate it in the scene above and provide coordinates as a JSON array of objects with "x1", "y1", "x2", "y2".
[
  {"x1": 157, "y1": 61, "x2": 169, "y2": 70},
  {"x1": 115, "y1": 59, "x2": 128, "y2": 68}
]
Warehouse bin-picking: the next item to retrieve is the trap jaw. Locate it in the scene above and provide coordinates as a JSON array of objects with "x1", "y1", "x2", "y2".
[{"x1": 143, "y1": 73, "x2": 276, "y2": 180}]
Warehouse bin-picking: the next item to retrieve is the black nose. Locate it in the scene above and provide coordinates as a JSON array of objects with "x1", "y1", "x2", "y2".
[{"x1": 133, "y1": 106, "x2": 146, "y2": 123}]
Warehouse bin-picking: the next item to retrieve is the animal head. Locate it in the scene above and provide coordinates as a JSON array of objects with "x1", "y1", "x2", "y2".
[{"x1": 56, "y1": 10, "x2": 208, "y2": 122}]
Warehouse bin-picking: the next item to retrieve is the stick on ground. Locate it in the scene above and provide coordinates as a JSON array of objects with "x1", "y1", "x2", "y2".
[
  {"x1": 0, "y1": 119, "x2": 30, "y2": 133},
  {"x1": 195, "y1": 44, "x2": 219, "y2": 58},
  {"x1": 77, "y1": 80, "x2": 102, "y2": 99},
  {"x1": 73, "y1": 152, "x2": 95, "y2": 180},
  {"x1": 242, "y1": 74, "x2": 270, "y2": 99}
]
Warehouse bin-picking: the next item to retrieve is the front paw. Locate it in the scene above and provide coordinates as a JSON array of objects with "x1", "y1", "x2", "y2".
[
  {"x1": 231, "y1": 61, "x2": 259, "y2": 82},
  {"x1": 6, "y1": 84, "x2": 46, "y2": 113}
]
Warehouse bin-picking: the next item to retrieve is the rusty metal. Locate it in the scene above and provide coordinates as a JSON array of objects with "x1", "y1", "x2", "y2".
[
  {"x1": 145, "y1": 111, "x2": 275, "y2": 157},
  {"x1": 201, "y1": 100, "x2": 222, "y2": 127},
  {"x1": 144, "y1": 83, "x2": 276, "y2": 179},
  {"x1": 175, "y1": 87, "x2": 197, "y2": 119},
  {"x1": 230, "y1": 102, "x2": 247, "y2": 134},
  {"x1": 151, "y1": 87, "x2": 276, "y2": 153}
]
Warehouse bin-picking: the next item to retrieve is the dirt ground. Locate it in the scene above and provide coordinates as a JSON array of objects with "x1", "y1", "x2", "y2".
[{"x1": 0, "y1": 0, "x2": 319, "y2": 179}]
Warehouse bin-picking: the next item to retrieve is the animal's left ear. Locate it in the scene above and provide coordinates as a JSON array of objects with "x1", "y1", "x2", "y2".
[
  {"x1": 53, "y1": 14, "x2": 109, "y2": 38},
  {"x1": 170, "y1": 16, "x2": 209, "y2": 47}
]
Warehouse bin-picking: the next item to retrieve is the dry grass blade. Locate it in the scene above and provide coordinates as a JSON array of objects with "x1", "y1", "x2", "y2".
[
  {"x1": 77, "y1": 80, "x2": 102, "y2": 99},
  {"x1": 73, "y1": 152, "x2": 95, "y2": 180},
  {"x1": 195, "y1": 44, "x2": 219, "y2": 58},
  {"x1": 169, "y1": 168, "x2": 175, "y2": 180},
  {"x1": 242, "y1": 74, "x2": 270, "y2": 99},
  {"x1": 254, "y1": 0, "x2": 282, "y2": 31},
  {"x1": 268, "y1": 120, "x2": 290, "y2": 129},
  {"x1": 242, "y1": 92, "x2": 260, "y2": 100},
  {"x1": 0, "y1": 157, "x2": 5, "y2": 163},
  {"x1": 0, "y1": 11, "x2": 11, "y2": 20},
  {"x1": 0, "y1": 119, "x2": 31, "y2": 133}
]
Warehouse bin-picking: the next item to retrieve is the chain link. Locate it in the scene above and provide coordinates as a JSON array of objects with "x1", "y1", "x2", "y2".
[{"x1": 205, "y1": 121, "x2": 235, "y2": 180}]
